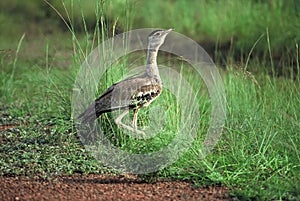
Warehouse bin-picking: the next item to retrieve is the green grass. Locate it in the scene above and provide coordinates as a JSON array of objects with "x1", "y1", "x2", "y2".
[
  {"x1": 1, "y1": 38, "x2": 299, "y2": 200},
  {"x1": 1, "y1": 1, "x2": 300, "y2": 200},
  {"x1": 1, "y1": 0, "x2": 299, "y2": 67}
]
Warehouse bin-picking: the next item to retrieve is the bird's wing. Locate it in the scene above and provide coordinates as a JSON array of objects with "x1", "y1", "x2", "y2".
[
  {"x1": 79, "y1": 77, "x2": 162, "y2": 123},
  {"x1": 129, "y1": 84, "x2": 162, "y2": 108},
  {"x1": 108, "y1": 77, "x2": 157, "y2": 108}
]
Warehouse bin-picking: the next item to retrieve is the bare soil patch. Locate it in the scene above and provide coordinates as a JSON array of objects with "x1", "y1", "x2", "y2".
[{"x1": 0, "y1": 174, "x2": 232, "y2": 201}]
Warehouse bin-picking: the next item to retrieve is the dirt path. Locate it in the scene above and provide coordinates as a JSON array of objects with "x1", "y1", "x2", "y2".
[{"x1": 0, "y1": 174, "x2": 232, "y2": 201}]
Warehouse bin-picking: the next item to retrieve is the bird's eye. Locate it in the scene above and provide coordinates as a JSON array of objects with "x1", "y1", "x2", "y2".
[{"x1": 154, "y1": 32, "x2": 161, "y2": 36}]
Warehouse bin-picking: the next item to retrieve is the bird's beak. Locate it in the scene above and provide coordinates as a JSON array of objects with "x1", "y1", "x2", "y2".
[
  {"x1": 165, "y1": 28, "x2": 173, "y2": 33},
  {"x1": 162, "y1": 29, "x2": 173, "y2": 37}
]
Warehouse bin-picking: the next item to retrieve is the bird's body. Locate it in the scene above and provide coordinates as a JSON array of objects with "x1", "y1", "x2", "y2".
[
  {"x1": 79, "y1": 29, "x2": 172, "y2": 136},
  {"x1": 80, "y1": 74, "x2": 162, "y2": 123}
]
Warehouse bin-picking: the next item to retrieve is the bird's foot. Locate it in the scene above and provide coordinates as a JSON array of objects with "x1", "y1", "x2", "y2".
[
  {"x1": 133, "y1": 128, "x2": 146, "y2": 139},
  {"x1": 132, "y1": 123, "x2": 146, "y2": 139},
  {"x1": 116, "y1": 123, "x2": 146, "y2": 139}
]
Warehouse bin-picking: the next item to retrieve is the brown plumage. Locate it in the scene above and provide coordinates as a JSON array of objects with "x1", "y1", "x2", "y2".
[{"x1": 79, "y1": 29, "x2": 172, "y2": 136}]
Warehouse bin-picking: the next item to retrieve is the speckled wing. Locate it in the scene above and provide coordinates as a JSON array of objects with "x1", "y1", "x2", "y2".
[
  {"x1": 129, "y1": 84, "x2": 162, "y2": 108},
  {"x1": 79, "y1": 76, "x2": 162, "y2": 123},
  {"x1": 109, "y1": 76, "x2": 162, "y2": 110}
]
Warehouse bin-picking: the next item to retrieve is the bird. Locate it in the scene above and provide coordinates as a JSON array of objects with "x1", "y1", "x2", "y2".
[{"x1": 79, "y1": 28, "x2": 173, "y2": 137}]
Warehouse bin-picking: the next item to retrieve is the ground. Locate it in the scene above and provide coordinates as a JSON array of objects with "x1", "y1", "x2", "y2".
[
  {"x1": 0, "y1": 174, "x2": 232, "y2": 201},
  {"x1": 0, "y1": 119, "x2": 233, "y2": 201}
]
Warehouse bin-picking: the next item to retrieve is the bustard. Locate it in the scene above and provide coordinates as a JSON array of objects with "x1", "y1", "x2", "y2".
[{"x1": 79, "y1": 28, "x2": 173, "y2": 137}]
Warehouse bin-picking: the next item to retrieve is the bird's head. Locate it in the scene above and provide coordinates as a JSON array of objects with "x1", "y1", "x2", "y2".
[{"x1": 147, "y1": 28, "x2": 173, "y2": 50}]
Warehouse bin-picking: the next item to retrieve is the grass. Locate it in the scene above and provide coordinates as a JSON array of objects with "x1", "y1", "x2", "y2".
[
  {"x1": 1, "y1": 0, "x2": 300, "y2": 200},
  {"x1": 1, "y1": 0, "x2": 299, "y2": 69}
]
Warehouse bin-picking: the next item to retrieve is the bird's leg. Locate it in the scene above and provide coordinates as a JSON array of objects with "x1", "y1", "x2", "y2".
[
  {"x1": 132, "y1": 109, "x2": 139, "y2": 128},
  {"x1": 114, "y1": 109, "x2": 130, "y2": 130},
  {"x1": 114, "y1": 109, "x2": 146, "y2": 138},
  {"x1": 132, "y1": 109, "x2": 146, "y2": 139}
]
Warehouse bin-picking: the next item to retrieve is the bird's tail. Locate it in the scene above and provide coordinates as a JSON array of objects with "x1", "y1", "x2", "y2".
[{"x1": 78, "y1": 103, "x2": 98, "y2": 124}]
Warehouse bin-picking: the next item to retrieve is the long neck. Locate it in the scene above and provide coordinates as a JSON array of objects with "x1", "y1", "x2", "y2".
[{"x1": 146, "y1": 45, "x2": 161, "y2": 81}]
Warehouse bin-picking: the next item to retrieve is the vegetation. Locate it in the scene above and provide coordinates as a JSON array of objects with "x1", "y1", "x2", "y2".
[{"x1": 0, "y1": 0, "x2": 299, "y2": 200}]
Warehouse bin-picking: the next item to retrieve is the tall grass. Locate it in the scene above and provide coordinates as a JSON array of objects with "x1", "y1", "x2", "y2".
[
  {"x1": 161, "y1": 68, "x2": 300, "y2": 200},
  {"x1": 2, "y1": 0, "x2": 299, "y2": 61}
]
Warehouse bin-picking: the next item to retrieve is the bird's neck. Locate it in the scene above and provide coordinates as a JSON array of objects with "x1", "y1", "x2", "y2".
[{"x1": 146, "y1": 46, "x2": 161, "y2": 81}]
